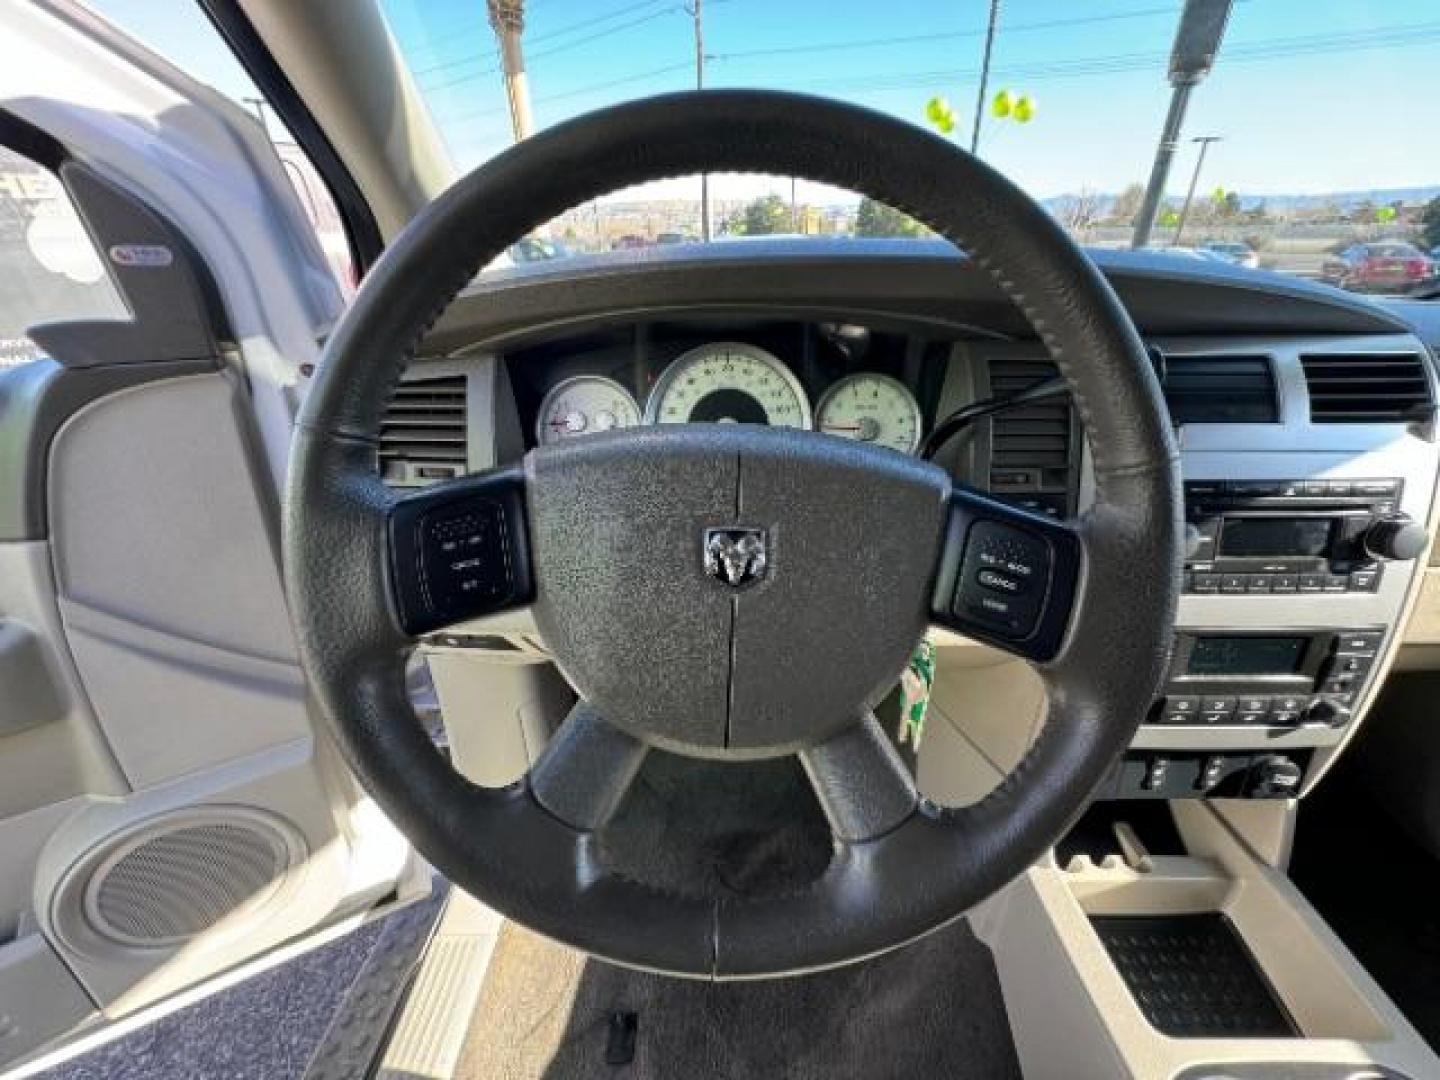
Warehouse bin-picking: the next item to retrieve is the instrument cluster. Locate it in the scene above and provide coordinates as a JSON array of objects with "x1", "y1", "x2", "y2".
[{"x1": 535, "y1": 340, "x2": 924, "y2": 455}]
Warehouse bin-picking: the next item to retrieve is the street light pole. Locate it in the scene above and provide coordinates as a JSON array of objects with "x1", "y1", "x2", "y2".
[
  {"x1": 1131, "y1": 0, "x2": 1232, "y2": 248},
  {"x1": 1172, "y1": 135, "x2": 1222, "y2": 246},
  {"x1": 688, "y1": 0, "x2": 711, "y2": 241},
  {"x1": 970, "y1": 0, "x2": 1001, "y2": 155},
  {"x1": 487, "y1": 0, "x2": 534, "y2": 143}
]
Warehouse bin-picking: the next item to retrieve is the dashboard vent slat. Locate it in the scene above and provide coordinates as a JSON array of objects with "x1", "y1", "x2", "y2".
[
  {"x1": 1300, "y1": 353, "x2": 1435, "y2": 424},
  {"x1": 379, "y1": 374, "x2": 468, "y2": 485},
  {"x1": 988, "y1": 358, "x2": 1073, "y2": 472},
  {"x1": 1161, "y1": 354, "x2": 1278, "y2": 424}
]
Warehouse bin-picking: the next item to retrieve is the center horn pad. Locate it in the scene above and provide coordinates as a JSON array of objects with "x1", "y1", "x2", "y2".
[{"x1": 526, "y1": 426, "x2": 950, "y2": 759}]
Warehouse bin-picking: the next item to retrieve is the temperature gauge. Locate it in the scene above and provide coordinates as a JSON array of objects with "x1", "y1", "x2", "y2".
[
  {"x1": 814, "y1": 373, "x2": 923, "y2": 455},
  {"x1": 536, "y1": 376, "x2": 641, "y2": 445}
]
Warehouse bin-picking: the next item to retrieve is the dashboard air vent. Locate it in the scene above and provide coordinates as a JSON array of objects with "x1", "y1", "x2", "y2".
[
  {"x1": 1300, "y1": 353, "x2": 1435, "y2": 424},
  {"x1": 379, "y1": 374, "x2": 468, "y2": 485},
  {"x1": 988, "y1": 358, "x2": 1072, "y2": 472},
  {"x1": 1161, "y1": 354, "x2": 1278, "y2": 424}
]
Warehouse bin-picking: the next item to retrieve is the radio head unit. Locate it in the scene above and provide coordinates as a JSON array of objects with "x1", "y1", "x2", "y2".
[{"x1": 1183, "y1": 478, "x2": 1422, "y2": 594}]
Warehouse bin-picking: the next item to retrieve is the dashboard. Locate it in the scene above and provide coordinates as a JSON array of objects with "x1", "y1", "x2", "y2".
[{"x1": 382, "y1": 239, "x2": 1440, "y2": 803}]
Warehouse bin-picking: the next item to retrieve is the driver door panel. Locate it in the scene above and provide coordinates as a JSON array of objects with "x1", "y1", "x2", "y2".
[{"x1": 0, "y1": 35, "x2": 416, "y2": 1067}]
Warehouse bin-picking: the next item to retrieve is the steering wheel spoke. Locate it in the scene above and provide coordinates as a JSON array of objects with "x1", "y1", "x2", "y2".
[
  {"x1": 530, "y1": 702, "x2": 649, "y2": 831},
  {"x1": 799, "y1": 713, "x2": 918, "y2": 842},
  {"x1": 929, "y1": 485, "x2": 1083, "y2": 662},
  {"x1": 386, "y1": 467, "x2": 534, "y2": 637}
]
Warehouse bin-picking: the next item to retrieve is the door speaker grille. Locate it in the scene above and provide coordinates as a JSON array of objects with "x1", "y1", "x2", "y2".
[{"x1": 81, "y1": 813, "x2": 297, "y2": 949}]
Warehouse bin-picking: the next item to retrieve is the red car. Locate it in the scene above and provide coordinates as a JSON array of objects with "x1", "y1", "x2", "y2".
[{"x1": 1321, "y1": 241, "x2": 1434, "y2": 293}]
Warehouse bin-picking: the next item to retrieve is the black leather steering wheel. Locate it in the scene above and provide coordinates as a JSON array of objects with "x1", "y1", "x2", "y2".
[{"x1": 283, "y1": 90, "x2": 1181, "y2": 978}]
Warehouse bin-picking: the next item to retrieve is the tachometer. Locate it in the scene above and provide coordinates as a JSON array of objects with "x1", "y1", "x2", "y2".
[
  {"x1": 814, "y1": 373, "x2": 923, "y2": 455},
  {"x1": 536, "y1": 376, "x2": 641, "y2": 445},
  {"x1": 645, "y1": 343, "x2": 811, "y2": 429}
]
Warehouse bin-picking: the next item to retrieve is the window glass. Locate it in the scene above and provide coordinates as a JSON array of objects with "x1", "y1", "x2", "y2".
[
  {"x1": 85, "y1": 0, "x2": 355, "y2": 290},
  {"x1": 0, "y1": 147, "x2": 127, "y2": 370}
]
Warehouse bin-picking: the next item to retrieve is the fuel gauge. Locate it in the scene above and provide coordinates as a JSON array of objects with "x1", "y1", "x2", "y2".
[{"x1": 814, "y1": 373, "x2": 923, "y2": 455}]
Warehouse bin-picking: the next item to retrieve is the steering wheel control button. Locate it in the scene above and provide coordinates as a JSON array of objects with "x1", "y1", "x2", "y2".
[
  {"x1": 952, "y1": 520, "x2": 1051, "y2": 639},
  {"x1": 420, "y1": 503, "x2": 512, "y2": 613},
  {"x1": 387, "y1": 471, "x2": 533, "y2": 636},
  {"x1": 976, "y1": 568, "x2": 1025, "y2": 595}
]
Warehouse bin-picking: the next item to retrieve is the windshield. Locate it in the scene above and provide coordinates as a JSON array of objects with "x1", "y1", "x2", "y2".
[{"x1": 374, "y1": 0, "x2": 1438, "y2": 292}]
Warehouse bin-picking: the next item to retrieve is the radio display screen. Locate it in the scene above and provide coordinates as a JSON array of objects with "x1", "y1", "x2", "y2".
[
  {"x1": 1187, "y1": 636, "x2": 1309, "y2": 677},
  {"x1": 1219, "y1": 517, "x2": 1333, "y2": 558}
]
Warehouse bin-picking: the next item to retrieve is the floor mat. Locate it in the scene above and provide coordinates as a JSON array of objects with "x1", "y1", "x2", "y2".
[
  {"x1": 456, "y1": 916, "x2": 1021, "y2": 1080},
  {"x1": 1291, "y1": 765, "x2": 1440, "y2": 1052}
]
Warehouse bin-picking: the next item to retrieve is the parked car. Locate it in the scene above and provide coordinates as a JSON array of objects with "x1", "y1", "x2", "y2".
[
  {"x1": 1321, "y1": 241, "x2": 1434, "y2": 293},
  {"x1": 508, "y1": 235, "x2": 574, "y2": 263},
  {"x1": 1200, "y1": 241, "x2": 1260, "y2": 269},
  {"x1": 655, "y1": 231, "x2": 693, "y2": 245},
  {"x1": 611, "y1": 233, "x2": 649, "y2": 250}
]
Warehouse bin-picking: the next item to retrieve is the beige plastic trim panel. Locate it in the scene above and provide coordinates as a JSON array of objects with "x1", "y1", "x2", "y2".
[
  {"x1": 0, "y1": 543, "x2": 126, "y2": 821},
  {"x1": 974, "y1": 801, "x2": 1440, "y2": 1079}
]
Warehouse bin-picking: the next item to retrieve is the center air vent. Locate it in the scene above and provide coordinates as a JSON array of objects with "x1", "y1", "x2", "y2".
[
  {"x1": 1161, "y1": 354, "x2": 1278, "y2": 424},
  {"x1": 986, "y1": 357, "x2": 1075, "y2": 515},
  {"x1": 1300, "y1": 352, "x2": 1435, "y2": 424},
  {"x1": 380, "y1": 373, "x2": 469, "y2": 485}
]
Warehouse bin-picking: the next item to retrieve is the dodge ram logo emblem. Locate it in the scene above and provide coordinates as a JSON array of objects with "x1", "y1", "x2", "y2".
[{"x1": 704, "y1": 527, "x2": 768, "y2": 588}]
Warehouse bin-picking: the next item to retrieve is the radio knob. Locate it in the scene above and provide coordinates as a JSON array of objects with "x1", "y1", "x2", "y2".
[
  {"x1": 1363, "y1": 515, "x2": 1429, "y2": 562},
  {"x1": 1183, "y1": 522, "x2": 1206, "y2": 559}
]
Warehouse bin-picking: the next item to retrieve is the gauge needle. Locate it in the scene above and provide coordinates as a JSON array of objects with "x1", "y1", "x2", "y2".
[{"x1": 822, "y1": 424, "x2": 862, "y2": 431}]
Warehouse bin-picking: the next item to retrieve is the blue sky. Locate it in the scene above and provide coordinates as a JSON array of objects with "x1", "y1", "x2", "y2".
[{"x1": 94, "y1": 0, "x2": 1440, "y2": 203}]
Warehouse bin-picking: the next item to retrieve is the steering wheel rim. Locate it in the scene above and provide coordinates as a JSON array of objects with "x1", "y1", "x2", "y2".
[{"x1": 283, "y1": 89, "x2": 1181, "y2": 978}]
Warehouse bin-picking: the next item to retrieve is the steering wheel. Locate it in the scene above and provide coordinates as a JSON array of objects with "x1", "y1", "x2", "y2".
[{"x1": 283, "y1": 90, "x2": 1180, "y2": 978}]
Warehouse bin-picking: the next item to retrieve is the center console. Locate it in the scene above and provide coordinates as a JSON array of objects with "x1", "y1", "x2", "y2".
[{"x1": 1100, "y1": 336, "x2": 1440, "y2": 802}]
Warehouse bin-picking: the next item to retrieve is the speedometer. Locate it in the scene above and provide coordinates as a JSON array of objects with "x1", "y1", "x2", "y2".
[
  {"x1": 815, "y1": 373, "x2": 923, "y2": 455},
  {"x1": 644, "y1": 343, "x2": 811, "y2": 429}
]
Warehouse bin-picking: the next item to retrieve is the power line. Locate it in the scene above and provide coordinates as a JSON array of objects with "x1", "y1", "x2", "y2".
[
  {"x1": 429, "y1": 18, "x2": 1440, "y2": 139},
  {"x1": 750, "y1": 22, "x2": 1440, "y2": 95},
  {"x1": 421, "y1": 5, "x2": 685, "y2": 94},
  {"x1": 442, "y1": 61, "x2": 694, "y2": 125},
  {"x1": 411, "y1": 0, "x2": 669, "y2": 78},
  {"x1": 710, "y1": 5, "x2": 1182, "y2": 63}
]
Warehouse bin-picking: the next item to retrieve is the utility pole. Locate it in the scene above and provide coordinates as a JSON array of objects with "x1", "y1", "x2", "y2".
[
  {"x1": 487, "y1": 0, "x2": 534, "y2": 142},
  {"x1": 791, "y1": 176, "x2": 798, "y2": 233},
  {"x1": 1172, "y1": 135, "x2": 1222, "y2": 246},
  {"x1": 687, "y1": 0, "x2": 711, "y2": 241},
  {"x1": 1132, "y1": 0, "x2": 1232, "y2": 248},
  {"x1": 970, "y1": 0, "x2": 1000, "y2": 155}
]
